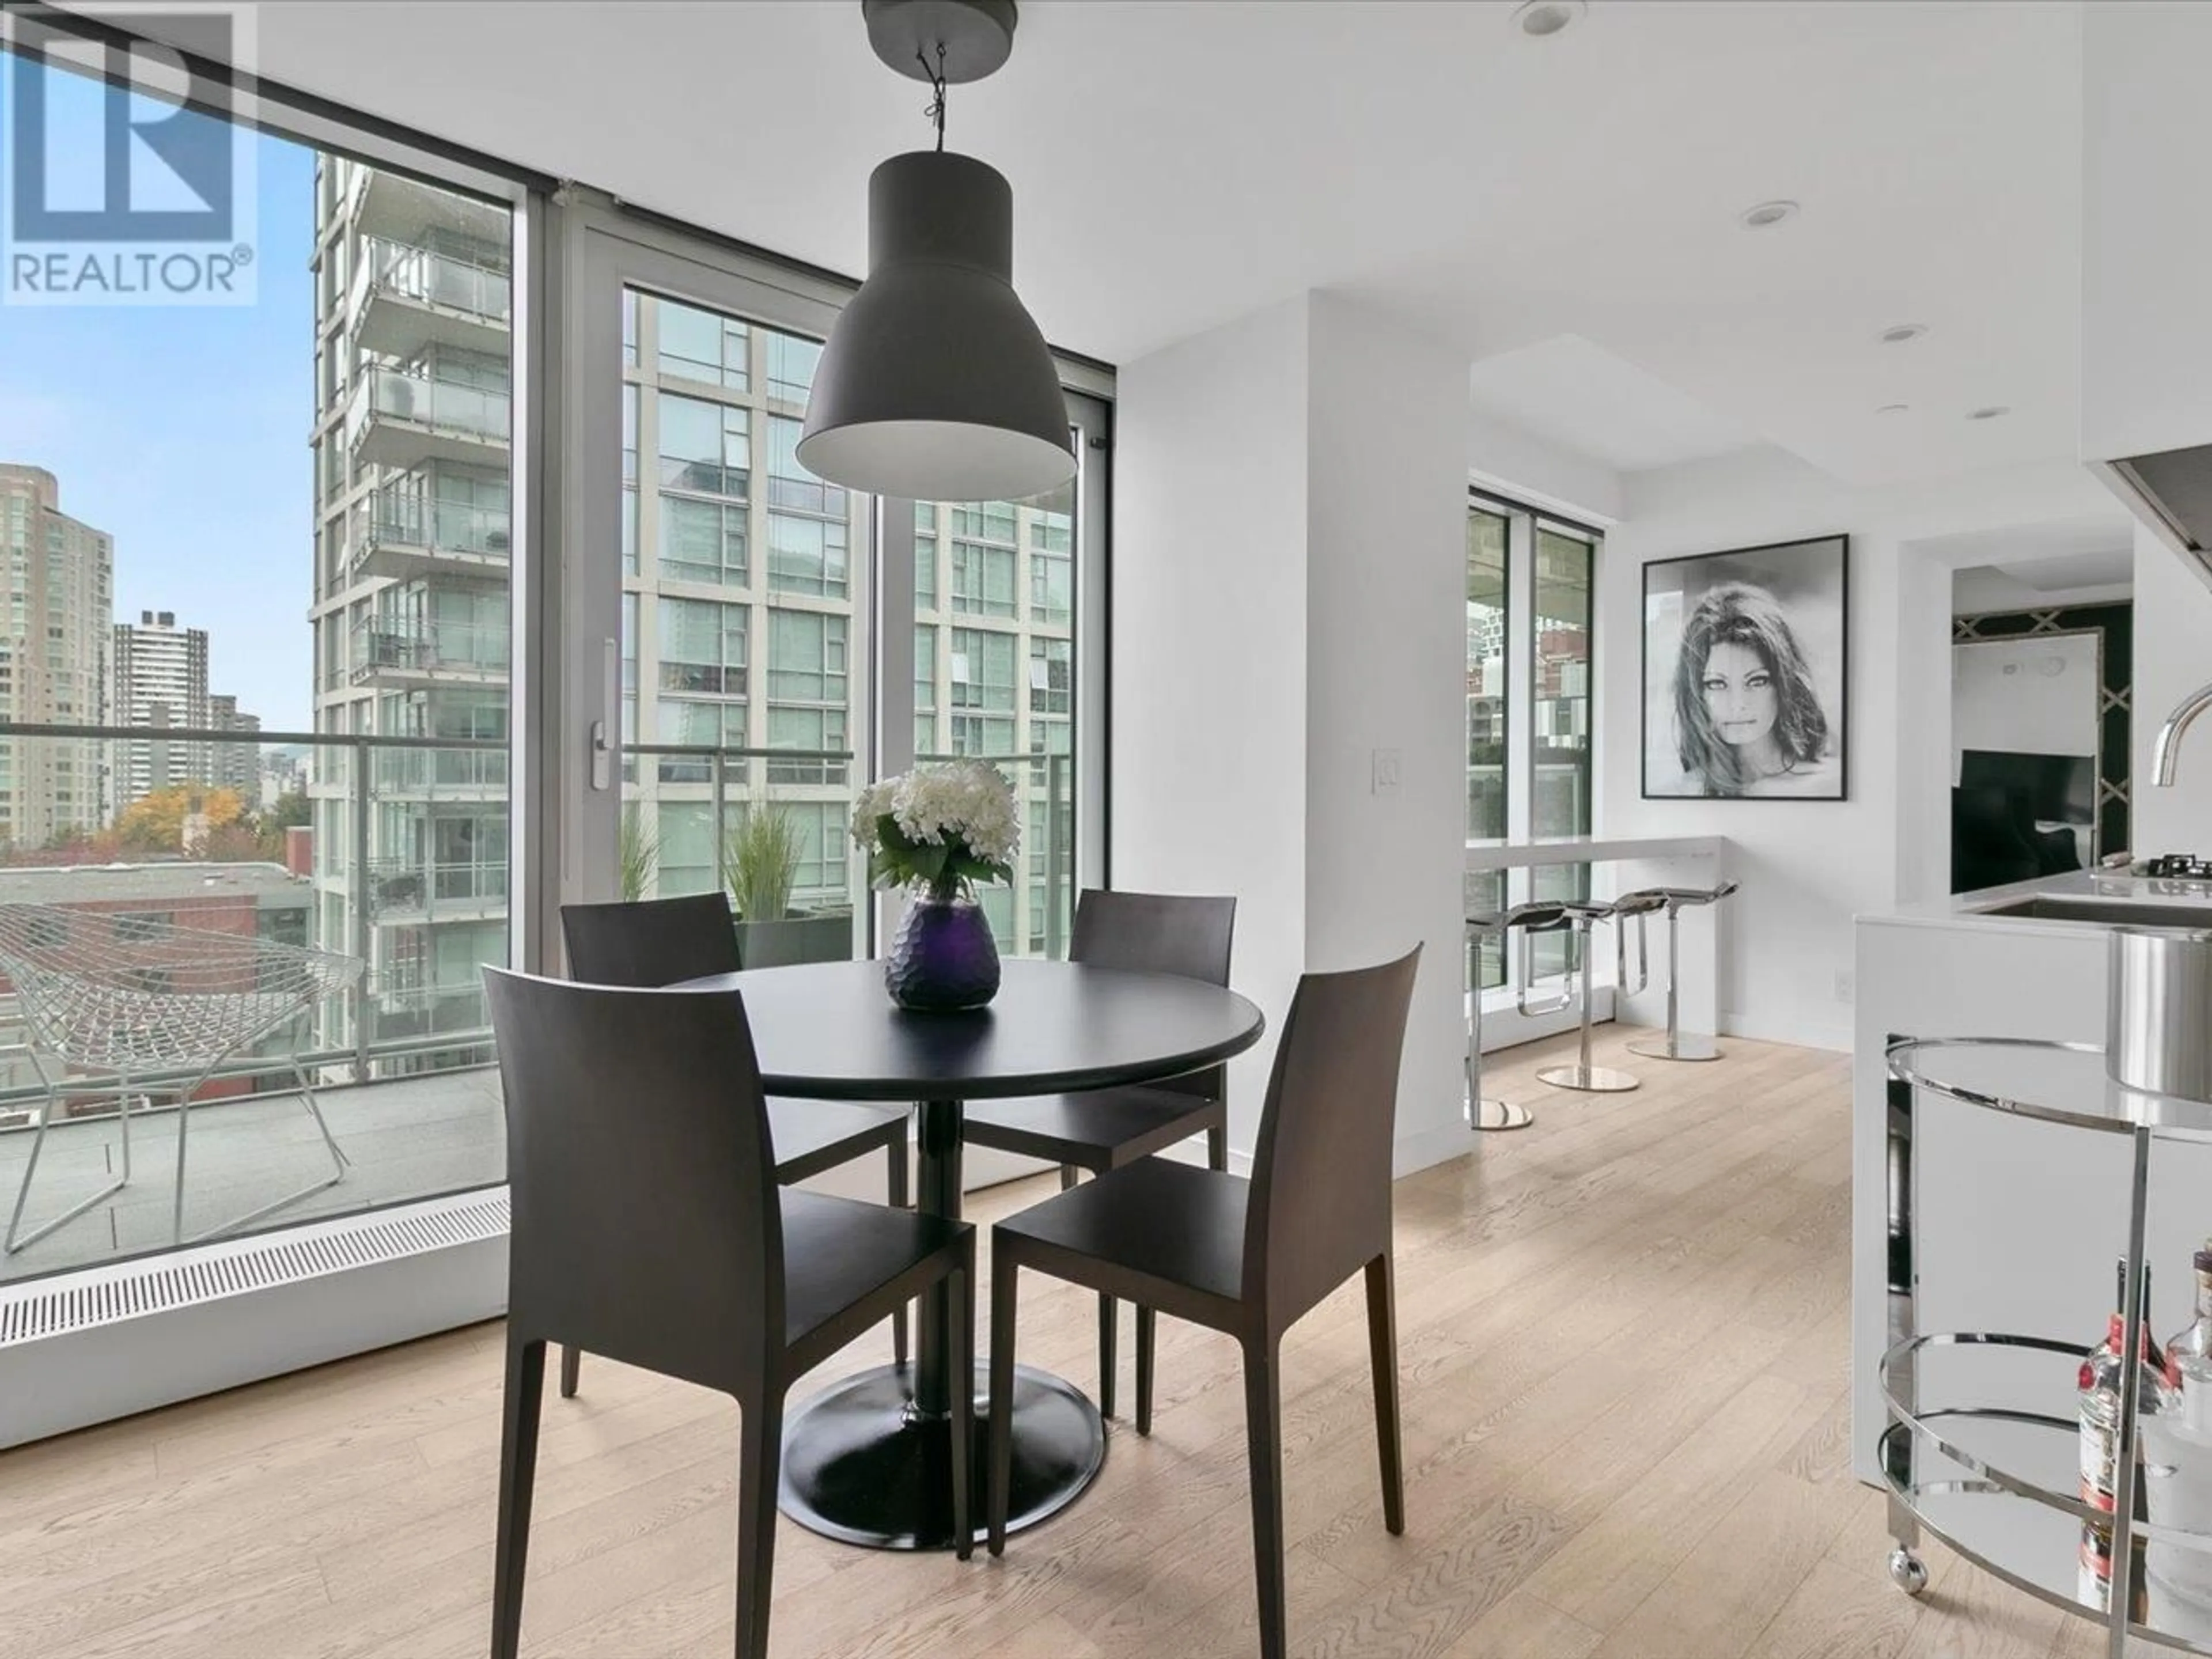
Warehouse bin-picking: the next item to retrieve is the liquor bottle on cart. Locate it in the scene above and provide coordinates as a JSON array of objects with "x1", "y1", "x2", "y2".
[{"x1": 2080, "y1": 1259, "x2": 2178, "y2": 1615}]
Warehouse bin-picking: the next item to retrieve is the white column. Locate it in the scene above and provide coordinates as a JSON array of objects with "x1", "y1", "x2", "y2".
[{"x1": 1115, "y1": 291, "x2": 1468, "y2": 1174}]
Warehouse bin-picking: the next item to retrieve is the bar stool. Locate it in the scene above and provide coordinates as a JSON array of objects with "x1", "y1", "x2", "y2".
[
  {"x1": 1535, "y1": 892, "x2": 1668, "y2": 1094},
  {"x1": 1464, "y1": 901, "x2": 1570, "y2": 1131},
  {"x1": 1627, "y1": 880, "x2": 1740, "y2": 1063}
]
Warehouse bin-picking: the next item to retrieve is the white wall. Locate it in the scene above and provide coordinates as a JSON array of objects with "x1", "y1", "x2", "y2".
[
  {"x1": 1467, "y1": 411, "x2": 1623, "y2": 528},
  {"x1": 1950, "y1": 565, "x2": 2130, "y2": 615},
  {"x1": 1113, "y1": 298, "x2": 1312, "y2": 1142},
  {"x1": 1598, "y1": 447, "x2": 2122, "y2": 1050},
  {"x1": 1306, "y1": 293, "x2": 1470, "y2": 1168},
  {"x1": 2131, "y1": 523, "x2": 2212, "y2": 852},
  {"x1": 2081, "y1": 1, "x2": 2212, "y2": 466},
  {"x1": 1115, "y1": 291, "x2": 1468, "y2": 1173}
]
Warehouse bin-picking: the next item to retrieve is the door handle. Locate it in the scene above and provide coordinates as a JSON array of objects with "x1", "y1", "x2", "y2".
[{"x1": 590, "y1": 636, "x2": 615, "y2": 791}]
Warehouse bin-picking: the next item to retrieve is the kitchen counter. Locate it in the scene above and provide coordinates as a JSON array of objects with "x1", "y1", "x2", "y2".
[
  {"x1": 1849, "y1": 873, "x2": 2212, "y2": 1487},
  {"x1": 1869, "y1": 867, "x2": 2212, "y2": 933}
]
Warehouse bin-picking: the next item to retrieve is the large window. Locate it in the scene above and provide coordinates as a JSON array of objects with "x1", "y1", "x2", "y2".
[
  {"x1": 619, "y1": 291, "x2": 866, "y2": 939},
  {"x1": 0, "y1": 37, "x2": 518, "y2": 1285},
  {"x1": 1467, "y1": 507, "x2": 1509, "y2": 842},
  {"x1": 1533, "y1": 527, "x2": 1594, "y2": 840},
  {"x1": 916, "y1": 470, "x2": 1083, "y2": 957},
  {"x1": 1467, "y1": 494, "x2": 1601, "y2": 990}
]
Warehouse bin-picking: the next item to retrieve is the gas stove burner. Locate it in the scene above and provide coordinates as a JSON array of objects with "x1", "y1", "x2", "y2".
[{"x1": 2142, "y1": 853, "x2": 2212, "y2": 880}]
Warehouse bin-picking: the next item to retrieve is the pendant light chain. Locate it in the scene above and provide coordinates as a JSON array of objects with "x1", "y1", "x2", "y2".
[{"x1": 916, "y1": 42, "x2": 950, "y2": 151}]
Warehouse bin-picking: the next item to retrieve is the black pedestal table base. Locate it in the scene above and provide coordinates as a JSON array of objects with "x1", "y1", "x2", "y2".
[{"x1": 778, "y1": 1361, "x2": 1105, "y2": 1551}]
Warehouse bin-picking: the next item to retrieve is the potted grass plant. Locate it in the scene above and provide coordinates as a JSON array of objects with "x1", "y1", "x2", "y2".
[{"x1": 724, "y1": 806, "x2": 850, "y2": 968}]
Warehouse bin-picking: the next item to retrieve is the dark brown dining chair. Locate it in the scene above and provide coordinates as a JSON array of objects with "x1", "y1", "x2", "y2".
[
  {"x1": 985, "y1": 946, "x2": 1422, "y2": 1659},
  {"x1": 483, "y1": 970, "x2": 972, "y2": 1659},
  {"x1": 558, "y1": 892, "x2": 911, "y2": 1397},
  {"x1": 961, "y1": 888, "x2": 1234, "y2": 1417}
]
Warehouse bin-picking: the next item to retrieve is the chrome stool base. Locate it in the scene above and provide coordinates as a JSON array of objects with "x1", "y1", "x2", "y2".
[
  {"x1": 1536, "y1": 1062, "x2": 1641, "y2": 1094},
  {"x1": 1627, "y1": 1032, "x2": 1723, "y2": 1063},
  {"x1": 1468, "y1": 1096, "x2": 1533, "y2": 1132}
]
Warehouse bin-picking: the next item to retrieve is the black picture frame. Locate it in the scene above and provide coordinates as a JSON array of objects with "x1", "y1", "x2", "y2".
[{"x1": 1641, "y1": 533, "x2": 1851, "y2": 801}]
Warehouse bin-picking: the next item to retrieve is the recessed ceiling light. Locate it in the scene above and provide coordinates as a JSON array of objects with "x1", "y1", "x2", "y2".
[
  {"x1": 1967, "y1": 405, "x2": 2010, "y2": 421},
  {"x1": 1512, "y1": 0, "x2": 1585, "y2": 37},
  {"x1": 1877, "y1": 404, "x2": 1910, "y2": 415},
  {"x1": 1878, "y1": 323, "x2": 1927, "y2": 345},
  {"x1": 1739, "y1": 200, "x2": 1799, "y2": 230}
]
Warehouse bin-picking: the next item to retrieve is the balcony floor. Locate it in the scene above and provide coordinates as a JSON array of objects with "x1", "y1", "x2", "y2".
[{"x1": 0, "y1": 1068, "x2": 504, "y2": 1283}]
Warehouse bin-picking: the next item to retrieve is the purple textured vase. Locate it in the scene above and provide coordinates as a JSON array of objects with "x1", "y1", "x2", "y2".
[{"x1": 884, "y1": 891, "x2": 1001, "y2": 1012}]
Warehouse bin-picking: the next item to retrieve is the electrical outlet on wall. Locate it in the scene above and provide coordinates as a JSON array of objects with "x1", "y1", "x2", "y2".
[
  {"x1": 1371, "y1": 748, "x2": 1402, "y2": 796},
  {"x1": 1834, "y1": 969, "x2": 1855, "y2": 1005}
]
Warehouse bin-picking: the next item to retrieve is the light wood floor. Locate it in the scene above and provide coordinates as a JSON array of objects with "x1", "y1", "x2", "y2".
[{"x1": 0, "y1": 1025, "x2": 2111, "y2": 1658}]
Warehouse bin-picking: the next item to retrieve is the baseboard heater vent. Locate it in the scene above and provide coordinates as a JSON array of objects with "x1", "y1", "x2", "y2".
[{"x1": 0, "y1": 1190, "x2": 512, "y2": 1445}]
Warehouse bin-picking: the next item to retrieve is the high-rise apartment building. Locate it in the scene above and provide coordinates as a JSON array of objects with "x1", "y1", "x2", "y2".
[
  {"x1": 619, "y1": 291, "x2": 1077, "y2": 953},
  {"x1": 309, "y1": 161, "x2": 514, "y2": 1059},
  {"x1": 209, "y1": 694, "x2": 262, "y2": 797},
  {"x1": 112, "y1": 609, "x2": 211, "y2": 815},
  {"x1": 0, "y1": 465, "x2": 111, "y2": 848},
  {"x1": 305, "y1": 168, "x2": 1076, "y2": 1059}
]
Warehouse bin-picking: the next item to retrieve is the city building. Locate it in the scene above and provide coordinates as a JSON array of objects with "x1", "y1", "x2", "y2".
[
  {"x1": 308, "y1": 161, "x2": 514, "y2": 1062},
  {"x1": 0, "y1": 465, "x2": 111, "y2": 849},
  {"x1": 618, "y1": 291, "x2": 1077, "y2": 952},
  {"x1": 111, "y1": 610, "x2": 210, "y2": 816},
  {"x1": 209, "y1": 694, "x2": 262, "y2": 798}
]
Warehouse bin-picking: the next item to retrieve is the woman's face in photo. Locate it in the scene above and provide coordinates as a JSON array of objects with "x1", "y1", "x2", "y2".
[{"x1": 1700, "y1": 638, "x2": 1778, "y2": 749}]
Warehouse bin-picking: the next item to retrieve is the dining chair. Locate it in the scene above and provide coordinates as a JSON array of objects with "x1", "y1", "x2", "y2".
[
  {"x1": 960, "y1": 888, "x2": 1234, "y2": 1418},
  {"x1": 483, "y1": 969, "x2": 973, "y2": 1659},
  {"x1": 984, "y1": 946, "x2": 1422, "y2": 1659},
  {"x1": 558, "y1": 892, "x2": 912, "y2": 1397}
]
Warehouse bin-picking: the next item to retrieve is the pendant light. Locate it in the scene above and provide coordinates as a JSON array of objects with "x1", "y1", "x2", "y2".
[{"x1": 798, "y1": 0, "x2": 1075, "y2": 504}]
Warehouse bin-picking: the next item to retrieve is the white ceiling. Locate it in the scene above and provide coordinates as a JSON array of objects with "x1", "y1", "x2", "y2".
[
  {"x1": 1465, "y1": 335, "x2": 1754, "y2": 473},
  {"x1": 214, "y1": 0, "x2": 2086, "y2": 490}
]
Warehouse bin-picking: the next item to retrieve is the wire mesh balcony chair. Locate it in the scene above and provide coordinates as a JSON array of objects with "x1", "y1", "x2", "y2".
[{"x1": 0, "y1": 903, "x2": 365, "y2": 1253}]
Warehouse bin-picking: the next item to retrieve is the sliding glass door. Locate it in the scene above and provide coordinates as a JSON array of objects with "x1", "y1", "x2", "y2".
[{"x1": 559, "y1": 210, "x2": 1109, "y2": 964}]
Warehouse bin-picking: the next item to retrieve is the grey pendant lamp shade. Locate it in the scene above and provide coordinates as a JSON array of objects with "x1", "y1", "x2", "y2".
[{"x1": 798, "y1": 150, "x2": 1074, "y2": 503}]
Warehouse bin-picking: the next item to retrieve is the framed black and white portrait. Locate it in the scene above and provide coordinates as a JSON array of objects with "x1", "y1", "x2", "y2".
[{"x1": 1641, "y1": 535, "x2": 1849, "y2": 801}]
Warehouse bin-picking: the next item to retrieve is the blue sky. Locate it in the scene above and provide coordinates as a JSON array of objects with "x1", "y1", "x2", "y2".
[{"x1": 0, "y1": 69, "x2": 317, "y2": 731}]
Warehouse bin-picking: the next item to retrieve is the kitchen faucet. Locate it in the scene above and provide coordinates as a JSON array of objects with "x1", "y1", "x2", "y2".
[{"x1": 2153, "y1": 680, "x2": 2212, "y2": 786}]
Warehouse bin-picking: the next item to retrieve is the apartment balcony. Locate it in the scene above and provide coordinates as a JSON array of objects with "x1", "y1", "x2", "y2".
[
  {"x1": 365, "y1": 856, "x2": 509, "y2": 923},
  {"x1": 350, "y1": 614, "x2": 510, "y2": 687},
  {"x1": 0, "y1": 1065, "x2": 503, "y2": 1283},
  {"x1": 349, "y1": 491, "x2": 512, "y2": 585},
  {"x1": 347, "y1": 164, "x2": 510, "y2": 251},
  {"x1": 346, "y1": 368, "x2": 510, "y2": 474},
  {"x1": 370, "y1": 743, "x2": 509, "y2": 800},
  {"x1": 351, "y1": 238, "x2": 510, "y2": 360}
]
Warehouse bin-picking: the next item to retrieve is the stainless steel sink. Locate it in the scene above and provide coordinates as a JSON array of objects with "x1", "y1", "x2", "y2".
[{"x1": 1977, "y1": 896, "x2": 2212, "y2": 930}]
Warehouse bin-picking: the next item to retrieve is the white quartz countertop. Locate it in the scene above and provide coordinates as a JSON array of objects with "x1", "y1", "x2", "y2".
[
  {"x1": 1464, "y1": 834, "x2": 1725, "y2": 871},
  {"x1": 1861, "y1": 868, "x2": 2212, "y2": 933}
]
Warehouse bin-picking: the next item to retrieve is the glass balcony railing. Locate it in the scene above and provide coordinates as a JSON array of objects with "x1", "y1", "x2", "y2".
[
  {"x1": 357, "y1": 237, "x2": 512, "y2": 325},
  {"x1": 347, "y1": 368, "x2": 510, "y2": 449},
  {"x1": 366, "y1": 855, "x2": 509, "y2": 918},
  {"x1": 351, "y1": 491, "x2": 512, "y2": 574},
  {"x1": 372, "y1": 744, "x2": 508, "y2": 794},
  {"x1": 350, "y1": 614, "x2": 511, "y2": 682},
  {"x1": 0, "y1": 724, "x2": 1072, "y2": 1282}
]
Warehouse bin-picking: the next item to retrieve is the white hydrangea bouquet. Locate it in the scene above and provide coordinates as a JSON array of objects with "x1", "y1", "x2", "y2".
[{"x1": 851, "y1": 758, "x2": 1020, "y2": 905}]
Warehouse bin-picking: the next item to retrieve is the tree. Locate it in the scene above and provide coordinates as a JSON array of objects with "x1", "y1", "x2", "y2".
[
  {"x1": 115, "y1": 786, "x2": 248, "y2": 854},
  {"x1": 265, "y1": 790, "x2": 310, "y2": 832}
]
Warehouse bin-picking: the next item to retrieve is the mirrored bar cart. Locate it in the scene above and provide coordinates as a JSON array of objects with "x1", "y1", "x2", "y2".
[{"x1": 1884, "y1": 1036, "x2": 2212, "y2": 1658}]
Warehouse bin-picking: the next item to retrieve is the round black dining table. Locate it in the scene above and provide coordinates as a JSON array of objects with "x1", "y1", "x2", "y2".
[{"x1": 676, "y1": 955, "x2": 1266, "y2": 1552}]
